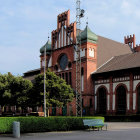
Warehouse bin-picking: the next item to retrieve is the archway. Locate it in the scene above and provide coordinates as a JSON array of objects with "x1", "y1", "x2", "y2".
[
  {"x1": 116, "y1": 85, "x2": 126, "y2": 114},
  {"x1": 137, "y1": 85, "x2": 140, "y2": 113},
  {"x1": 97, "y1": 87, "x2": 107, "y2": 114}
]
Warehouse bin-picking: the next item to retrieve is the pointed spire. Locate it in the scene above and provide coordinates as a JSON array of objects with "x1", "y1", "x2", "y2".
[{"x1": 47, "y1": 32, "x2": 51, "y2": 45}]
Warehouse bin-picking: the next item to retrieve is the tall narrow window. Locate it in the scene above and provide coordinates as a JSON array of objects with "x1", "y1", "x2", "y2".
[
  {"x1": 55, "y1": 40, "x2": 57, "y2": 49},
  {"x1": 89, "y1": 48, "x2": 95, "y2": 57},
  {"x1": 64, "y1": 29, "x2": 66, "y2": 46},
  {"x1": 61, "y1": 26, "x2": 63, "y2": 47},
  {"x1": 81, "y1": 67, "x2": 84, "y2": 91},
  {"x1": 59, "y1": 74, "x2": 61, "y2": 78},
  {"x1": 69, "y1": 72, "x2": 72, "y2": 85},
  {"x1": 59, "y1": 32, "x2": 60, "y2": 48},
  {"x1": 62, "y1": 73, "x2": 64, "y2": 79},
  {"x1": 65, "y1": 73, "x2": 68, "y2": 84}
]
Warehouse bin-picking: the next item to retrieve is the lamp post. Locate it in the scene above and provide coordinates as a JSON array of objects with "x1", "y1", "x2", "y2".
[{"x1": 44, "y1": 43, "x2": 47, "y2": 117}]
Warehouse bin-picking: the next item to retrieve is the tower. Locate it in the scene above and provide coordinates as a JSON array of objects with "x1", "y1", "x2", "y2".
[{"x1": 78, "y1": 25, "x2": 98, "y2": 115}]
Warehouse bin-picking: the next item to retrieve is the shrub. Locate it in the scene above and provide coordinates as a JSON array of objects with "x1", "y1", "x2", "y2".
[{"x1": 0, "y1": 116, "x2": 104, "y2": 133}]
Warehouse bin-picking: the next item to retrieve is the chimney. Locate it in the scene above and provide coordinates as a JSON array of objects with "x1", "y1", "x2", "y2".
[{"x1": 124, "y1": 34, "x2": 136, "y2": 49}]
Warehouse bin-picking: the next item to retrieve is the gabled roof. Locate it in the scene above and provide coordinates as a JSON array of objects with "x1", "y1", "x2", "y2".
[
  {"x1": 97, "y1": 35, "x2": 132, "y2": 68},
  {"x1": 23, "y1": 68, "x2": 40, "y2": 82},
  {"x1": 23, "y1": 68, "x2": 40, "y2": 75},
  {"x1": 93, "y1": 52, "x2": 140, "y2": 74}
]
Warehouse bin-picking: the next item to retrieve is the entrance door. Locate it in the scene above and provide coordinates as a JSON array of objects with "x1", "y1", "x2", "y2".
[
  {"x1": 97, "y1": 87, "x2": 107, "y2": 114},
  {"x1": 116, "y1": 86, "x2": 126, "y2": 114}
]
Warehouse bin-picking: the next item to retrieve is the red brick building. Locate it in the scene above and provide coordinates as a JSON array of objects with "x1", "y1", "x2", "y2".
[{"x1": 24, "y1": 10, "x2": 140, "y2": 116}]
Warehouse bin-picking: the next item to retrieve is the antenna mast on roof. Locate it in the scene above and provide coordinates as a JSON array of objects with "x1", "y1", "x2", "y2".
[{"x1": 76, "y1": 0, "x2": 85, "y2": 117}]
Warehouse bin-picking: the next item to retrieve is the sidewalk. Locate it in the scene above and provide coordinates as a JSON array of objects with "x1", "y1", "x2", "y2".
[
  {"x1": 1, "y1": 122, "x2": 140, "y2": 140},
  {"x1": 107, "y1": 122, "x2": 140, "y2": 130}
]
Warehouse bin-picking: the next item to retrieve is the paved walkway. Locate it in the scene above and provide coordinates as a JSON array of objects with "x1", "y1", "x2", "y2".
[
  {"x1": 1, "y1": 122, "x2": 140, "y2": 140},
  {"x1": 107, "y1": 122, "x2": 140, "y2": 130}
]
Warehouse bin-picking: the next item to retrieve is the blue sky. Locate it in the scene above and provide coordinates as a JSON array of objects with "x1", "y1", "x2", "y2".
[{"x1": 0, "y1": 0, "x2": 140, "y2": 75}]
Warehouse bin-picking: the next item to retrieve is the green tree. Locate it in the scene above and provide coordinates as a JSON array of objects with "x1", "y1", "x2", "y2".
[
  {"x1": 0, "y1": 73, "x2": 33, "y2": 113},
  {"x1": 14, "y1": 77, "x2": 33, "y2": 112},
  {"x1": 0, "y1": 73, "x2": 10, "y2": 108},
  {"x1": 29, "y1": 69, "x2": 74, "y2": 116}
]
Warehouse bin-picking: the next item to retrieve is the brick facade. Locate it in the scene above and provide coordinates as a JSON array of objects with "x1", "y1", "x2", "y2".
[
  {"x1": 21, "y1": 10, "x2": 140, "y2": 116},
  {"x1": 39, "y1": 10, "x2": 98, "y2": 116}
]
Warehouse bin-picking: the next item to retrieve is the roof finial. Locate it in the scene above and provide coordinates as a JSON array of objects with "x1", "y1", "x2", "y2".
[
  {"x1": 86, "y1": 17, "x2": 88, "y2": 26},
  {"x1": 48, "y1": 32, "x2": 50, "y2": 41}
]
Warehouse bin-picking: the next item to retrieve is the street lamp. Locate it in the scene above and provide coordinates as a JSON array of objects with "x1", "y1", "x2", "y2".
[{"x1": 44, "y1": 43, "x2": 47, "y2": 117}]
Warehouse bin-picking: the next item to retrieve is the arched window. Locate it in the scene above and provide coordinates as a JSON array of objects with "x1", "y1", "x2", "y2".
[
  {"x1": 58, "y1": 54, "x2": 68, "y2": 70},
  {"x1": 97, "y1": 87, "x2": 107, "y2": 114},
  {"x1": 116, "y1": 86, "x2": 126, "y2": 114}
]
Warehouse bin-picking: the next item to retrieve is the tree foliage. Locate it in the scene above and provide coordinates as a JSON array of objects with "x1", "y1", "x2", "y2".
[
  {"x1": 0, "y1": 70, "x2": 74, "y2": 113},
  {"x1": 29, "y1": 69, "x2": 74, "y2": 108},
  {"x1": 0, "y1": 73, "x2": 33, "y2": 108}
]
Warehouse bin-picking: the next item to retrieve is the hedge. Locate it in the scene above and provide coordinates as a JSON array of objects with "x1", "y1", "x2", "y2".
[
  {"x1": 0, "y1": 116, "x2": 104, "y2": 133},
  {"x1": 104, "y1": 115, "x2": 140, "y2": 122}
]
